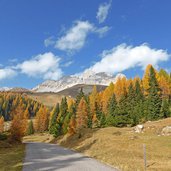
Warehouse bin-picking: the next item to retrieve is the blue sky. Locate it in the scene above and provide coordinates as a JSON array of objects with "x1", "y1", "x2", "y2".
[{"x1": 0, "y1": 0, "x2": 171, "y2": 88}]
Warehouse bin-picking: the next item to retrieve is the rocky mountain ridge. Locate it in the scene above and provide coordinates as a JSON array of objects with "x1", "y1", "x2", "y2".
[{"x1": 32, "y1": 71, "x2": 126, "y2": 93}]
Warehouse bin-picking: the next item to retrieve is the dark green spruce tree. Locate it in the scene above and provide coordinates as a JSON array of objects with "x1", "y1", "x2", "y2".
[
  {"x1": 115, "y1": 88, "x2": 130, "y2": 127},
  {"x1": 76, "y1": 88, "x2": 85, "y2": 106},
  {"x1": 146, "y1": 66, "x2": 162, "y2": 120},
  {"x1": 160, "y1": 99, "x2": 170, "y2": 118},
  {"x1": 63, "y1": 102, "x2": 76, "y2": 134},
  {"x1": 134, "y1": 80, "x2": 145, "y2": 124},
  {"x1": 27, "y1": 120, "x2": 34, "y2": 135},
  {"x1": 106, "y1": 94, "x2": 117, "y2": 126},
  {"x1": 49, "y1": 103, "x2": 60, "y2": 134},
  {"x1": 58, "y1": 97, "x2": 68, "y2": 135},
  {"x1": 127, "y1": 82, "x2": 137, "y2": 125}
]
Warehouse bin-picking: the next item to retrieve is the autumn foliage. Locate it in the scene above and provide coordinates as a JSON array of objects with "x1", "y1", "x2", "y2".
[
  {"x1": 47, "y1": 65, "x2": 171, "y2": 137},
  {"x1": 35, "y1": 106, "x2": 49, "y2": 132},
  {"x1": 0, "y1": 116, "x2": 4, "y2": 133},
  {"x1": 10, "y1": 106, "x2": 28, "y2": 142},
  {"x1": 1, "y1": 64, "x2": 171, "y2": 139}
]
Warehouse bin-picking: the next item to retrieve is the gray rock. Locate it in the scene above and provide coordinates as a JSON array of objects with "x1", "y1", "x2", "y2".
[
  {"x1": 161, "y1": 126, "x2": 171, "y2": 136},
  {"x1": 134, "y1": 124, "x2": 144, "y2": 133}
]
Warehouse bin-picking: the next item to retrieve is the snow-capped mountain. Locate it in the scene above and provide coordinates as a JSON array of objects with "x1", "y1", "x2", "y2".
[
  {"x1": 0, "y1": 87, "x2": 12, "y2": 92},
  {"x1": 33, "y1": 71, "x2": 126, "y2": 93}
]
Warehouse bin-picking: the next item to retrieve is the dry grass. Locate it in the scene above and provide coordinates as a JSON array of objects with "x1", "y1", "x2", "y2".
[
  {"x1": 56, "y1": 118, "x2": 171, "y2": 171},
  {"x1": 27, "y1": 93, "x2": 63, "y2": 107},
  {"x1": 0, "y1": 140, "x2": 25, "y2": 171},
  {"x1": 23, "y1": 133, "x2": 54, "y2": 143}
]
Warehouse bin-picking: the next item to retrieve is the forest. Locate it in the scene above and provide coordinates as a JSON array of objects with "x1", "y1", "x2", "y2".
[{"x1": 0, "y1": 64, "x2": 171, "y2": 141}]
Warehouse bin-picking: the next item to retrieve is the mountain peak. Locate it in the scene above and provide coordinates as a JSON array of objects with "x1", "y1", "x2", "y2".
[{"x1": 33, "y1": 72, "x2": 126, "y2": 93}]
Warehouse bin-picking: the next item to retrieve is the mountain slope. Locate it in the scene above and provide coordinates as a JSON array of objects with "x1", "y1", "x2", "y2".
[
  {"x1": 33, "y1": 72, "x2": 126, "y2": 93},
  {"x1": 57, "y1": 84, "x2": 107, "y2": 98}
]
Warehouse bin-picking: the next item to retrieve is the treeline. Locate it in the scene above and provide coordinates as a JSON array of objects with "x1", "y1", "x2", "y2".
[
  {"x1": 44, "y1": 64, "x2": 171, "y2": 137},
  {"x1": 0, "y1": 93, "x2": 42, "y2": 121},
  {"x1": 1, "y1": 64, "x2": 171, "y2": 141},
  {"x1": 0, "y1": 93, "x2": 46, "y2": 141}
]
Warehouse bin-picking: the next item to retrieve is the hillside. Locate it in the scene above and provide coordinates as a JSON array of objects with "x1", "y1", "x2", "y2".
[
  {"x1": 27, "y1": 84, "x2": 106, "y2": 106},
  {"x1": 56, "y1": 84, "x2": 107, "y2": 98},
  {"x1": 53, "y1": 118, "x2": 171, "y2": 171},
  {"x1": 33, "y1": 72, "x2": 125, "y2": 93}
]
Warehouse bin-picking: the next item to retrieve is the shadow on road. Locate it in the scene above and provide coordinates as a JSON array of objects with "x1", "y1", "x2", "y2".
[{"x1": 23, "y1": 142, "x2": 116, "y2": 171}]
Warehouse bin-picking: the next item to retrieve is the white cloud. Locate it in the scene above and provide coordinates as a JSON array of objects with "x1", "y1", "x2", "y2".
[
  {"x1": 55, "y1": 20, "x2": 110, "y2": 52},
  {"x1": 62, "y1": 61, "x2": 73, "y2": 67},
  {"x1": 95, "y1": 26, "x2": 111, "y2": 38},
  {"x1": 0, "y1": 68, "x2": 16, "y2": 80},
  {"x1": 44, "y1": 37, "x2": 55, "y2": 47},
  {"x1": 17, "y1": 52, "x2": 63, "y2": 80},
  {"x1": 85, "y1": 44, "x2": 170, "y2": 74},
  {"x1": 96, "y1": 0, "x2": 112, "y2": 23},
  {"x1": 55, "y1": 21, "x2": 94, "y2": 52}
]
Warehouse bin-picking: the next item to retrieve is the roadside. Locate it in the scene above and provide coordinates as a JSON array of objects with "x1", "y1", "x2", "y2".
[
  {"x1": 23, "y1": 118, "x2": 171, "y2": 171},
  {"x1": 0, "y1": 136, "x2": 25, "y2": 171},
  {"x1": 23, "y1": 142, "x2": 117, "y2": 171}
]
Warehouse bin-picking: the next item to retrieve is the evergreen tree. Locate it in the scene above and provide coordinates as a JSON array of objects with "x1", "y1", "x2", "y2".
[
  {"x1": 146, "y1": 66, "x2": 162, "y2": 120},
  {"x1": 54, "y1": 97, "x2": 68, "y2": 136},
  {"x1": 114, "y1": 88, "x2": 130, "y2": 127},
  {"x1": 27, "y1": 120, "x2": 34, "y2": 135},
  {"x1": 100, "y1": 112, "x2": 106, "y2": 127},
  {"x1": 134, "y1": 80, "x2": 144, "y2": 123},
  {"x1": 160, "y1": 99, "x2": 170, "y2": 118},
  {"x1": 76, "y1": 88, "x2": 85, "y2": 106},
  {"x1": 62, "y1": 112, "x2": 71, "y2": 134},
  {"x1": 106, "y1": 94, "x2": 117, "y2": 126},
  {"x1": 127, "y1": 82, "x2": 141, "y2": 126},
  {"x1": 49, "y1": 103, "x2": 60, "y2": 134}
]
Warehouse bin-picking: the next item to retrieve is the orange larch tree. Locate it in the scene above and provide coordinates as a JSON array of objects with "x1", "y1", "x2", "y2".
[
  {"x1": 35, "y1": 106, "x2": 49, "y2": 132},
  {"x1": 76, "y1": 97, "x2": 88, "y2": 132},
  {"x1": 0, "y1": 116, "x2": 4, "y2": 133},
  {"x1": 101, "y1": 82, "x2": 114, "y2": 115},
  {"x1": 10, "y1": 106, "x2": 28, "y2": 142}
]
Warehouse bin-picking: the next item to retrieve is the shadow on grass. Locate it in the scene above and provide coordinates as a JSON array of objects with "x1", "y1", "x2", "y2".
[{"x1": 50, "y1": 128, "x2": 100, "y2": 153}]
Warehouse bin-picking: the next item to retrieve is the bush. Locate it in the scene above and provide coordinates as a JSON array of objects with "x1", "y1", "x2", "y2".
[{"x1": 0, "y1": 133, "x2": 8, "y2": 141}]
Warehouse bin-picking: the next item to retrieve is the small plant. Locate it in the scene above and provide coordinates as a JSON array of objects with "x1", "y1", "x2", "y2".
[{"x1": 0, "y1": 133, "x2": 8, "y2": 141}]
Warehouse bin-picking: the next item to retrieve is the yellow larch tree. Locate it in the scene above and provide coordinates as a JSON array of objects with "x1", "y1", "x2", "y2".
[
  {"x1": 76, "y1": 97, "x2": 88, "y2": 132},
  {"x1": 0, "y1": 116, "x2": 4, "y2": 133}
]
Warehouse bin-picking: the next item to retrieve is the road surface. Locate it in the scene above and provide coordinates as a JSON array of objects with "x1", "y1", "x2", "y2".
[{"x1": 23, "y1": 142, "x2": 118, "y2": 171}]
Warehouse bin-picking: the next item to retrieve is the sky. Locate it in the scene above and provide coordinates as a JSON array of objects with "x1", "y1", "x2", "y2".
[{"x1": 0, "y1": 0, "x2": 171, "y2": 88}]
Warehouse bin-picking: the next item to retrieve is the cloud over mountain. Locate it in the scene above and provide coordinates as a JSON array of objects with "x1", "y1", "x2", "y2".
[
  {"x1": 0, "y1": 68, "x2": 16, "y2": 80},
  {"x1": 85, "y1": 44, "x2": 170, "y2": 74},
  {"x1": 17, "y1": 52, "x2": 63, "y2": 80}
]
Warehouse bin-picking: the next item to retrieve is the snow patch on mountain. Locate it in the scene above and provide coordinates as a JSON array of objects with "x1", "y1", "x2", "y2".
[
  {"x1": 0, "y1": 87, "x2": 12, "y2": 92},
  {"x1": 33, "y1": 72, "x2": 126, "y2": 93}
]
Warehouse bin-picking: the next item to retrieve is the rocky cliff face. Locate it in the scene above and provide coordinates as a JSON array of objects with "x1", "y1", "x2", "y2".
[{"x1": 33, "y1": 71, "x2": 126, "y2": 93}]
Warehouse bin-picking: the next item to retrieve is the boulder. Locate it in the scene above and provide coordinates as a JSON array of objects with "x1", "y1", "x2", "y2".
[
  {"x1": 161, "y1": 126, "x2": 171, "y2": 136},
  {"x1": 4, "y1": 122, "x2": 11, "y2": 132},
  {"x1": 134, "y1": 124, "x2": 144, "y2": 133}
]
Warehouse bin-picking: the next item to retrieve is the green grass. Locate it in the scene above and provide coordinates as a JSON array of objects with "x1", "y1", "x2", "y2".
[{"x1": 0, "y1": 140, "x2": 25, "y2": 171}]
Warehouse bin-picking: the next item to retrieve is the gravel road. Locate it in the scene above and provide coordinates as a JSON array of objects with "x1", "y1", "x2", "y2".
[{"x1": 23, "y1": 142, "x2": 118, "y2": 171}]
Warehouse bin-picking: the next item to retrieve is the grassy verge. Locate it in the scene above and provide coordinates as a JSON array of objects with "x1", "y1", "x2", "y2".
[
  {"x1": 56, "y1": 118, "x2": 171, "y2": 171},
  {"x1": 23, "y1": 132, "x2": 54, "y2": 143},
  {"x1": 0, "y1": 138, "x2": 25, "y2": 171},
  {"x1": 23, "y1": 118, "x2": 171, "y2": 171}
]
